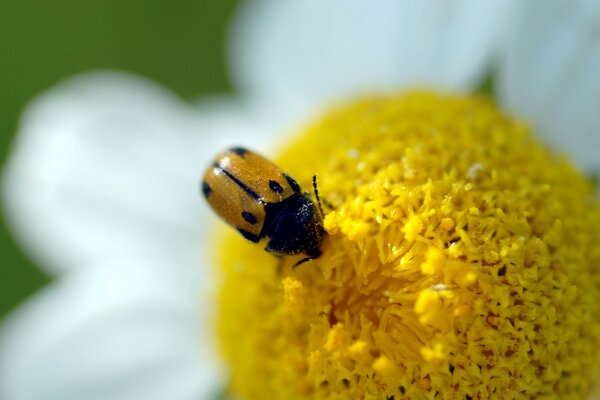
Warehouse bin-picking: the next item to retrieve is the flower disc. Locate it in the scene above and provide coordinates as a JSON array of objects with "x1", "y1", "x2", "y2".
[{"x1": 217, "y1": 92, "x2": 600, "y2": 399}]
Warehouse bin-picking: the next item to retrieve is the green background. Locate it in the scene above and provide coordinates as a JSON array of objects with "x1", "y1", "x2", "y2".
[{"x1": 0, "y1": 0, "x2": 239, "y2": 320}]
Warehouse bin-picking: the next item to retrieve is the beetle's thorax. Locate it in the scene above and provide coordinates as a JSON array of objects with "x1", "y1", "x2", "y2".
[{"x1": 262, "y1": 194, "x2": 324, "y2": 256}]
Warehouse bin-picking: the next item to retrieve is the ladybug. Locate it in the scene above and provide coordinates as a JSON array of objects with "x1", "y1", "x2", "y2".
[{"x1": 202, "y1": 147, "x2": 325, "y2": 262}]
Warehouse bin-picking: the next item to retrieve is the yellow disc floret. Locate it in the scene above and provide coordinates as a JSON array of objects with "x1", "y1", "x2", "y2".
[{"x1": 216, "y1": 92, "x2": 600, "y2": 399}]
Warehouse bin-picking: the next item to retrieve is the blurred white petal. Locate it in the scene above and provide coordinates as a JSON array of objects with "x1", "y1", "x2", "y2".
[
  {"x1": 194, "y1": 96, "x2": 291, "y2": 152},
  {"x1": 0, "y1": 255, "x2": 223, "y2": 400},
  {"x1": 2, "y1": 71, "x2": 279, "y2": 275},
  {"x1": 498, "y1": 0, "x2": 600, "y2": 173},
  {"x1": 229, "y1": 0, "x2": 515, "y2": 126}
]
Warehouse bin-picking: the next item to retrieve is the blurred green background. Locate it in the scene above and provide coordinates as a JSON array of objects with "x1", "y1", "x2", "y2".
[{"x1": 0, "y1": 0, "x2": 239, "y2": 320}]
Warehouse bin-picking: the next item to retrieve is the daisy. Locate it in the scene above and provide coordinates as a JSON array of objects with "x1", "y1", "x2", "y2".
[{"x1": 1, "y1": 1, "x2": 598, "y2": 399}]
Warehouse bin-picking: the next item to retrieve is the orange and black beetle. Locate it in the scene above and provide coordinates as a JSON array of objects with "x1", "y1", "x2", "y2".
[{"x1": 202, "y1": 147, "x2": 325, "y2": 261}]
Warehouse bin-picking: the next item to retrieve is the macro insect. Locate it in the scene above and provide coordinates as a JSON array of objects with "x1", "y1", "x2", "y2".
[{"x1": 202, "y1": 147, "x2": 326, "y2": 264}]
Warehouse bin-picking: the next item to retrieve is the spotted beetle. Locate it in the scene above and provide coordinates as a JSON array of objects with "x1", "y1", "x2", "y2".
[{"x1": 202, "y1": 147, "x2": 325, "y2": 262}]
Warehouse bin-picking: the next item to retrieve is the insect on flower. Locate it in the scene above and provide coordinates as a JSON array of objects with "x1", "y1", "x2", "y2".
[{"x1": 202, "y1": 147, "x2": 326, "y2": 264}]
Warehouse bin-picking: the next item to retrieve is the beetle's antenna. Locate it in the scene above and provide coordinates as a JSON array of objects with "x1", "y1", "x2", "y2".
[{"x1": 312, "y1": 175, "x2": 325, "y2": 218}]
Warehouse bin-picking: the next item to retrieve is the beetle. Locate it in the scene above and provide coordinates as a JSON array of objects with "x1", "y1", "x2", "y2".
[{"x1": 201, "y1": 147, "x2": 325, "y2": 263}]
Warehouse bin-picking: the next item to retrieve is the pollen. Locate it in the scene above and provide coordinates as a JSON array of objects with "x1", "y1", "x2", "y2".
[
  {"x1": 402, "y1": 215, "x2": 423, "y2": 242},
  {"x1": 282, "y1": 277, "x2": 308, "y2": 314},
  {"x1": 216, "y1": 92, "x2": 600, "y2": 399},
  {"x1": 421, "y1": 247, "x2": 446, "y2": 275}
]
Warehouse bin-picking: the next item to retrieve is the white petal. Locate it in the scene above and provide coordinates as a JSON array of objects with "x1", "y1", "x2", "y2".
[
  {"x1": 229, "y1": 0, "x2": 515, "y2": 125},
  {"x1": 0, "y1": 256, "x2": 223, "y2": 400},
  {"x1": 194, "y1": 95, "x2": 291, "y2": 153},
  {"x1": 498, "y1": 0, "x2": 600, "y2": 173},
  {"x1": 2, "y1": 72, "x2": 263, "y2": 274}
]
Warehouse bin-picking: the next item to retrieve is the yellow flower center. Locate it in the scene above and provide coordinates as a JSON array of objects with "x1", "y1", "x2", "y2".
[{"x1": 216, "y1": 92, "x2": 600, "y2": 399}]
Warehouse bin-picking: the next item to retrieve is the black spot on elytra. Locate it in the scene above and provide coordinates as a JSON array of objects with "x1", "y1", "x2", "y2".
[
  {"x1": 242, "y1": 211, "x2": 257, "y2": 225},
  {"x1": 284, "y1": 174, "x2": 301, "y2": 193},
  {"x1": 269, "y1": 180, "x2": 284, "y2": 194},
  {"x1": 215, "y1": 165, "x2": 261, "y2": 201},
  {"x1": 229, "y1": 147, "x2": 248, "y2": 156},
  {"x1": 498, "y1": 265, "x2": 507, "y2": 276},
  {"x1": 237, "y1": 228, "x2": 260, "y2": 243},
  {"x1": 201, "y1": 181, "x2": 211, "y2": 198}
]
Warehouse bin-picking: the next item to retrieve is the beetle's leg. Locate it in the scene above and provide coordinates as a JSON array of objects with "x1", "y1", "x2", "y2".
[
  {"x1": 292, "y1": 256, "x2": 313, "y2": 269},
  {"x1": 292, "y1": 246, "x2": 321, "y2": 268},
  {"x1": 277, "y1": 255, "x2": 307, "y2": 272}
]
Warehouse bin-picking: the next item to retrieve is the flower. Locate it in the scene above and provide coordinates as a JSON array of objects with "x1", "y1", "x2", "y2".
[
  {"x1": 217, "y1": 91, "x2": 600, "y2": 399},
  {"x1": 1, "y1": 1, "x2": 599, "y2": 399}
]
